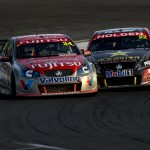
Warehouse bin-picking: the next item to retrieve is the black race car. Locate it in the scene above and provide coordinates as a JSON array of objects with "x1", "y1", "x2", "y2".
[{"x1": 85, "y1": 27, "x2": 150, "y2": 88}]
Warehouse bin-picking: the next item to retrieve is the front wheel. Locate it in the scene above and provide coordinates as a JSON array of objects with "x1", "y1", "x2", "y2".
[
  {"x1": 97, "y1": 79, "x2": 100, "y2": 90},
  {"x1": 11, "y1": 73, "x2": 16, "y2": 98}
]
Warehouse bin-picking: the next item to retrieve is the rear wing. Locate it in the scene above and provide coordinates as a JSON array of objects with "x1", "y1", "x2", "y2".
[{"x1": 0, "y1": 40, "x2": 8, "y2": 51}]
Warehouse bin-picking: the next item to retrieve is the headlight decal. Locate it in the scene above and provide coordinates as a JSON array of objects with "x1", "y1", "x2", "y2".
[
  {"x1": 82, "y1": 66, "x2": 90, "y2": 74},
  {"x1": 87, "y1": 76, "x2": 94, "y2": 86},
  {"x1": 20, "y1": 70, "x2": 40, "y2": 77},
  {"x1": 77, "y1": 64, "x2": 94, "y2": 75},
  {"x1": 143, "y1": 67, "x2": 150, "y2": 82}
]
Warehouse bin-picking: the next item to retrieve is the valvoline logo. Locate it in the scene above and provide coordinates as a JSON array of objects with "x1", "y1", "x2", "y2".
[
  {"x1": 39, "y1": 76, "x2": 80, "y2": 83},
  {"x1": 20, "y1": 79, "x2": 34, "y2": 90}
]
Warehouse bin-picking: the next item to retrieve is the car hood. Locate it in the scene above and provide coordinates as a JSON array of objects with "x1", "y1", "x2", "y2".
[
  {"x1": 91, "y1": 49, "x2": 150, "y2": 64},
  {"x1": 16, "y1": 54, "x2": 86, "y2": 73}
]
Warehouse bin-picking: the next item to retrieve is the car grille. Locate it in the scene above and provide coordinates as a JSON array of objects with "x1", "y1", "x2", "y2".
[
  {"x1": 38, "y1": 83, "x2": 81, "y2": 93},
  {"x1": 44, "y1": 69, "x2": 73, "y2": 77},
  {"x1": 99, "y1": 75, "x2": 142, "y2": 87},
  {"x1": 100, "y1": 62, "x2": 136, "y2": 71},
  {"x1": 98, "y1": 62, "x2": 142, "y2": 87}
]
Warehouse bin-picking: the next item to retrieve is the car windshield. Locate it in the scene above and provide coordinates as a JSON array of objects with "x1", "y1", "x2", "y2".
[
  {"x1": 90, "y1": 36, "x2": 150, "y2": 52},
  {"x1": 16, "y1": 42, "x2": 80, "y2": 59}
]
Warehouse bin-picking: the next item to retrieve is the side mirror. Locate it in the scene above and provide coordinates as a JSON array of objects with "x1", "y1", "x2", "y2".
[
  {"x1": 84, "y1": 50, "x2": 91, "y2": 56},
  {"x1": 81, "y1": 49, "x2": 91, "y2": 56},
  {"x1": 80, "y1": 49, "x2": 85, "y2": 54}
]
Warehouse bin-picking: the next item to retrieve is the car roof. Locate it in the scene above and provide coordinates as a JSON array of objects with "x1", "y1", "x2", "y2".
[
  {"x1": 14, "y1": 34, "x2": 67, "y2": 40},
  {"x1": 13, "y1": 34, "x2": 71, "y2": 45},
  {"x1": 95, "y1": 27, "x2": 146, "y2": 34}
]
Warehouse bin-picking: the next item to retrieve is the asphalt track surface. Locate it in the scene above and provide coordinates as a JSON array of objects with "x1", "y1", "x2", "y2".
[{"x1": 0, "y1": 0, "x2": 150, "y2": 150}]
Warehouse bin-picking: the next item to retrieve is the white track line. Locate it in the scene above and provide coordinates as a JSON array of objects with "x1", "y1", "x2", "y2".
[
  {"x1": 15, "y1": 147, "x2": 39, "y2": 150},
  {"x1": 0, "y1": 139, "x2": 70, "y2": 150},
  {"x1": 15, "y1": 143, "x2": 70, "y2": 150}
]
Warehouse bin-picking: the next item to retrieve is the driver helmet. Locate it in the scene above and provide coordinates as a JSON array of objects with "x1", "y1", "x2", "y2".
[{"x1": 24, "y1": 47, "x2": 35, "y2": 56}]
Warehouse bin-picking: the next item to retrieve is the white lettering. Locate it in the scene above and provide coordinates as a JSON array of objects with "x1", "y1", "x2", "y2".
[
  {"x1": 96, "y1": 32, "x2": 146, "y2": 39},
  {"x1": 60, "y1": 62, "x2": 65, "y2": 66},
  {"x1": 105, "y1": 34, "x2": 113, "y2": 38},
  {"x1": 97, "y1": 34, "x2": 105, "y2": 39},
  {"x1": 26, "y1": 70, "x2": 33, "y2": 77},
  {"x1": 120, "y1": 33, "x2": 128, "y2": 36},
  {"x1": 135, "y1": 32, "x2": 144, "y2": 36},
  {"x1": 128, "y1": 32, "x2": 135, "y2": 36},
  {"x1": 39, "y1": 76, "x2": 80, "y2": 83},
  {"x1": 38, "y1": 63, "x2": 48, "y2": 68},
  {"x1": 113, "y1": 34, "x2": 120, "y2": 37},
  {"x1": 31, "y1": 62, "x2": 82, "y2": 69},
  {"x1": 74, "y1": 62, "x2": 81, "y2": 66}
]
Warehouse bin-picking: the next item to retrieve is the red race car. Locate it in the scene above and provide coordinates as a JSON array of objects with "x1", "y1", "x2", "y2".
[{"x1": 0, "y1": 34, "x2": 98, "y2": 96}]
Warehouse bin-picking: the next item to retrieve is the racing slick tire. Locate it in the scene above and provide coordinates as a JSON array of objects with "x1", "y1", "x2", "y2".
[
  {"x1": 97, "y1": 80, "x2": 100, "y2": 90},
  {"x1": 11, "y1": 72, "x2": 16, "y2": 98}
]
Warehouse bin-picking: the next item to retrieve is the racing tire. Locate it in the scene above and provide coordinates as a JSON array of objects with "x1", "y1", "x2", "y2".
[
  {"x1": 97, "y1": 80, "x2": 100, "y2": 90},
  {"x1": 11, "y1": 72, "x2": 16, "y2": 99}
]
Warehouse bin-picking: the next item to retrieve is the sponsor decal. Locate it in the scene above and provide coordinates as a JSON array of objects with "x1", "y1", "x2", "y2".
[
  {"x1": 95, "y1": 32, "x2": 145, "y2": 39},
  {"x1": 99, "y1": 56, "x2": 140, "y2": 64},
  {"x1": 39, "y1": 76, "x2": 80, "y2": 84},
  {"x1": 26, "y1": 70, "x2": 34, "y2": 77},
  {"x1": 144, "y1": 76, "x2": 150, "y2": 81},
  {"x1": 20, "y1": 79, "x2": 34, "y2": 90},
  {"x1": 63, "y1": 42, "x2": 74, "y2": 46},
  {"x1": 143, "y1": 68, "x2": 150, "y2": 82},
  {"x1": 17, "y1": 38, "x2": 69, "y2": 45},
  {"x1": 116, "y1": 64, "x2": 122, "y2": 70},
  {"x1": 86, "y1": 76, "x2": 94, "y2": 86},
  {"x1": 21, "y1": 70, "x2": 40, "y2": 77},
  {"x1": 105, "y1": 69, "x2": 133, "y2": 78},
  {"x1": 55, "y1": 70, "x2": 62, "y2": 76},
  {"x1": 144, "y1": 60, "x2": 150, "y2": 66},
  {"x1": 139, "y1": 35, "x2": 147, "y2": 39},
  {"x1": 29, "y1": 58, "x2": 79, "y2": 63},
  {"x1": 31, "y1": 62, "x2": 81, "y2": 69},
  {"x1": 110, "y1": 51, "x2": 128, "y2": 57}
]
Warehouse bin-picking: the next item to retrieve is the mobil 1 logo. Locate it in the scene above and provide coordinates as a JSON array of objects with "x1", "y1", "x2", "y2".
[{"x1": 105, "y1": 69, "x2": 133, "y2": 78}]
